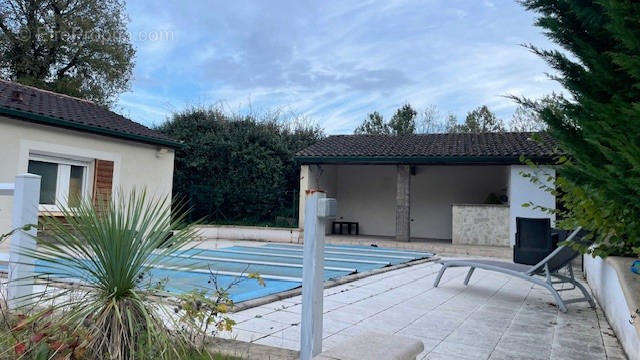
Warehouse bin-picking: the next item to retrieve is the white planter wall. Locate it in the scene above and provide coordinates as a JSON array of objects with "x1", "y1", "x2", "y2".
[{"x1": 584, "y1": 255, "x2": 640, "y2": 360}]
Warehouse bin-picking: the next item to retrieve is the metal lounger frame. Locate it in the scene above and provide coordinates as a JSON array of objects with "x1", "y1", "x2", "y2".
[{"x1": 433, "y1": 227, "x2": 596, "y2": 312}]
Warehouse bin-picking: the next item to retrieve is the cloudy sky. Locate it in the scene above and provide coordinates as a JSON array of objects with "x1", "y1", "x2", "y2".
[{"x1": 118, "y1": 0, "x2": 561, "y2": 134}]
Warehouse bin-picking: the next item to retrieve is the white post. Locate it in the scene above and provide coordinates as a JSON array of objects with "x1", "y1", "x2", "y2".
[
  {"x1": 7, "y1": 173, "x2": 41, "y2": 310},
  {"x1": 300, "y1": 191, "x2": 336, "y2": 360}
]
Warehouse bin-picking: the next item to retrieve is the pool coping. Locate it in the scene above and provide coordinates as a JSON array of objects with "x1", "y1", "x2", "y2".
[{"x1": 230, "y1": 255, "x2": 440, "y2": 312}]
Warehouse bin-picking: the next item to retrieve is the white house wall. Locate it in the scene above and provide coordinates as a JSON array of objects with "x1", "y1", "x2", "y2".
[
  {"x1": 335, "y1": 165, "x2": 397, "y2": 237},
  {"x1": 0, "y1": 117, "x2": 175, "y2": 247},
  {"x1": 508, "y1": 165, "x2": 556, "y2": 245}
]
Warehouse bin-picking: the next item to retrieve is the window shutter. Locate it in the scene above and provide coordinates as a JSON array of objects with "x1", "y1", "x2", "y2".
[{"x1": 93, "y1": 160, "x2": 114, "y2": 208}]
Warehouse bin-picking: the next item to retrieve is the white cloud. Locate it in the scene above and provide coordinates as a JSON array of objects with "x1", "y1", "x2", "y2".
[{"x1": 118, "y1": 0, "x2": 562, "y2": 133}]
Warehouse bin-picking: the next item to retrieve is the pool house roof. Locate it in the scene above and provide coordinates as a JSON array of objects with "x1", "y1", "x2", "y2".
[{"x1": 296, "y1": 132, "x2": 558, "y2": 165}]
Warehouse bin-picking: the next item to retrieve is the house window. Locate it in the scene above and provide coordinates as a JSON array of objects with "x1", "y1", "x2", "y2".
[{"x1": 27, "y1": 155, "x2": 91, "y2": 211}]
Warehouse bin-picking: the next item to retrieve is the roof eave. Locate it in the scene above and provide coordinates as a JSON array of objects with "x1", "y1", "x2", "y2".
[
  {"x1": 295, "y1": 155, "x2": 557, "y2": 165},
  {"x1": 0, "y1": 106, "x2": 184, "y2": 149}
]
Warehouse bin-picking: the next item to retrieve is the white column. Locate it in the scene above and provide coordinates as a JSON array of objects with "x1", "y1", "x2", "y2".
[
  {"x1": 300, "y1": 191, "x2": 336, "y2": 360},
  {"x1": 508, "y1": 165, "x2": 555, "y2": 246},
  {"x1": 8, "y1": 173, "x2": 41, "y2": 310}
]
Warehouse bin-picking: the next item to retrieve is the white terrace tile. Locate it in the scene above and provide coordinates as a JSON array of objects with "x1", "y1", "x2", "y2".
[
  {"x1": 227, "y1": 311, "x2": 259, "y2": 324},
  {"x1": 216, "y1": 328, "x2": 267, "y2": 343},
  {"x1": 354, "y1": 316, "x2": 411, "y2": 334},
  {"x1": 279, "y1": 295, "x2": 301, "y2": 303},
  {"x1": 353, "y1": 281, "x2": 394, "y2": 293},
  {"x1": 444, "y1": 327, "x2": 502, "y2": 350},
  {"x1": 321, "y1": 298, "x2": 351, "y2": 311},
  {"x1": 261, "y1": 309, "x2": 303, "y2": 325},
  {"x1": 253, "y1": 334, "x2": 300, "y2": 351},
  {"x1": 397, "y1": 324, "x2": 456, "y2": 342},
  {"x1": 323, "y1": 283, "x2": 355, "y2": 294},
  {"x1": 325, "y1": 287, "x2": 377, "y2": 304},
  {"x1": 352, "y1": 294, "x2": 402, "y2": 310},
  {"x1": 269, "y1": 318, "x2": 352, "y2": 342},
  {"x1": 382, "y1": 285, "x2": 428, "y2": 299},
  {"x1": 331, "y1": 302, "x2": 386, "y2": 318},
  {"x1": 409, "y1": 336, "x2": 442, "y2": 360},
  {"x1": 322, "y1": 332, "x2": 356, "y2": 350},
  {"x1": 240, "y1": 304, "x2": 278, "y2": 316},
  {"x1": 366, "y1": 309, "x2": 424, "y2": 329},
  {"x1": 432, "y1": 341, "x2": 495, "y2": 360},
  {"x1": 270, "y1": 298, "x2": 347, "y2": 315},
  {"x1": 397, "y1": 315, "x2": 462, "y2": 341},
  {"x1": 228, "y1": 255, "x2": 623, "y2": 360},
  {"x1": 258, "y1": 300, "x2": 297, "y2": 311},
  {"x1": 401, "y1": 296, "x2": 448, "y2": 312},
  {"x1": 324, "y1": 307, "x2": 372, "y2": 324},
  {"x1": 278, "y1": 303, "x2": 301, "y2": 314},
  {"x1": 234, "y1": 317, "x2": 290, "y2": 334},
  {"x1": 392, "y1": 306, "x2": 435, "y2": 322}
]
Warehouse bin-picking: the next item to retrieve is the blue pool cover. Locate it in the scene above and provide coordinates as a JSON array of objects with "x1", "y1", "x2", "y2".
[{"x1": 1, "y1": 244, "x2": 432, "y2": 303}]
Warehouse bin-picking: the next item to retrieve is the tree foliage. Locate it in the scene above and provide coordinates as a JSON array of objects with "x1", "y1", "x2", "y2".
[
  {"x1": 510, "y1": 95, "x2": 563, "y2": 132},
  {"x1": 354, "y1": 111, "x2": 389, "y2": 135},
  {"x1": 418, "y1": 104, "x2": 506, "y2": 134},
  {"x1": 0, "y1": 0, "x2": 135, "y2": 106},
  {"x1": 354, "y1": 104, "x2": 418, "y2": 135},
  {"x1": 443, "y1": 114, "x2": 459, "y2": 133},
  {"x1": 356, "y1": 103, "x2": 538, "y2": 135},
  {"x1": 519, "y1": 0, "x2": 640, "y2": 257},
  {"x1": 417, "y1": 105, "x2": 442, "y2": 133},
  {"x1": 157, "y1": 107, "x2": 323, "y2": 225},
  {"x1": 510, "y1": 104, "x2": 546, "y2": 132},
  {"x1": 451, "y1": 105, "x2": 505, "y2": 133},
  {"x1": 388, "y1": 103, "x2": 417, "y2": 135}
]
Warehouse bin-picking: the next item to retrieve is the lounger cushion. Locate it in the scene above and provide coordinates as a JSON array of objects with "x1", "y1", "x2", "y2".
[{"x1": 441, "y1": 259, "x2": 532, "y2": 273}]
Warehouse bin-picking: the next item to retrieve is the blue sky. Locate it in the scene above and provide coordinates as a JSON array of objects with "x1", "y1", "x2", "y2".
[{"x1": 117, "y1": 0, "x2": 561, "y2": 134}]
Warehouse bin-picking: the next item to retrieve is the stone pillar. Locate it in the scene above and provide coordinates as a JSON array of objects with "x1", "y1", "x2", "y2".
[
  {"x1": 298, "y1": 165, "x2": 311, "y2": 229},
  {"x1": 395, "y1": 165, "x2": 411, "y2": 241}
]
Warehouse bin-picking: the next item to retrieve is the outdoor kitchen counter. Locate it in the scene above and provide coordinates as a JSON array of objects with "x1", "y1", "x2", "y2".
[{"x1": 451, "y1": 203, "x2": 510, "y2": 246}]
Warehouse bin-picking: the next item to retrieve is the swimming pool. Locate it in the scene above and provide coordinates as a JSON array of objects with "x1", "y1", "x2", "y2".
[{"x1": 0, "y1": 244, "x2": 433, "y2": 303}]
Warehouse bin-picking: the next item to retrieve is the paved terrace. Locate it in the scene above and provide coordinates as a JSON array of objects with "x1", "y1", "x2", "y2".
[{"x1": 221, "y1": 260, "x2": 626, "y2": 360}]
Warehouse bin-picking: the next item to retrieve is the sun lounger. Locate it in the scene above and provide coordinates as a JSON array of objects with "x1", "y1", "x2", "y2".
[{"x1": 433, "y1": 227, "x2": 595, "y2": 312}]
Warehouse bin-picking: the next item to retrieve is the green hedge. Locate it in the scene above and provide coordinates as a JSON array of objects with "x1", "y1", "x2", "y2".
[{"x1": 157, "y1": 108, "x2": 323, "y2": 226}]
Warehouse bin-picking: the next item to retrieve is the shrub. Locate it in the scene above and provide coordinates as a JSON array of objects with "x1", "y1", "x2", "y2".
[
  {"x1": 518, "y1": 1, "x2": 640, "y2": 257},
  {"x1": 156, "y1": 107, "x2": 323, "y2": 226},
  {"x1": 6, "y1": 190, "x2": 201, "y2": 359}
]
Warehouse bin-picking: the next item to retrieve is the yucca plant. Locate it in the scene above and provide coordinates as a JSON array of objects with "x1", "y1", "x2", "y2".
[{"x1": 12, "y1": 190, "x2": 202, "y2": 359}]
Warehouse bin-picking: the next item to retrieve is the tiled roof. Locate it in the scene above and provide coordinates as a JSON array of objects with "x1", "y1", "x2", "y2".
[
  {"x1": 296, "y1": 132, "x2": 558, "y2": 164},
  {"x1": 0, "y1": 79, "x2": 180, "y2": 147}
]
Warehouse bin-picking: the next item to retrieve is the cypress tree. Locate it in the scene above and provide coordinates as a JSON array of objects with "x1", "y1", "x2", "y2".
[{"x1": 520, "y1": 0, "x2": 640, "y2": 256}]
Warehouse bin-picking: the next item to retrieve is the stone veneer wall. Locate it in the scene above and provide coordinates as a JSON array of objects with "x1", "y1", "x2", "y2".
[{"x1": 452, "y1": 204, "x2": 510, "y2": 246}]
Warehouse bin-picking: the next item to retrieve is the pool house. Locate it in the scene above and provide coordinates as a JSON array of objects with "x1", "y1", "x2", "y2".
[{"x1": 296, "y1": 132, "x2": 558, "y2": 248}]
